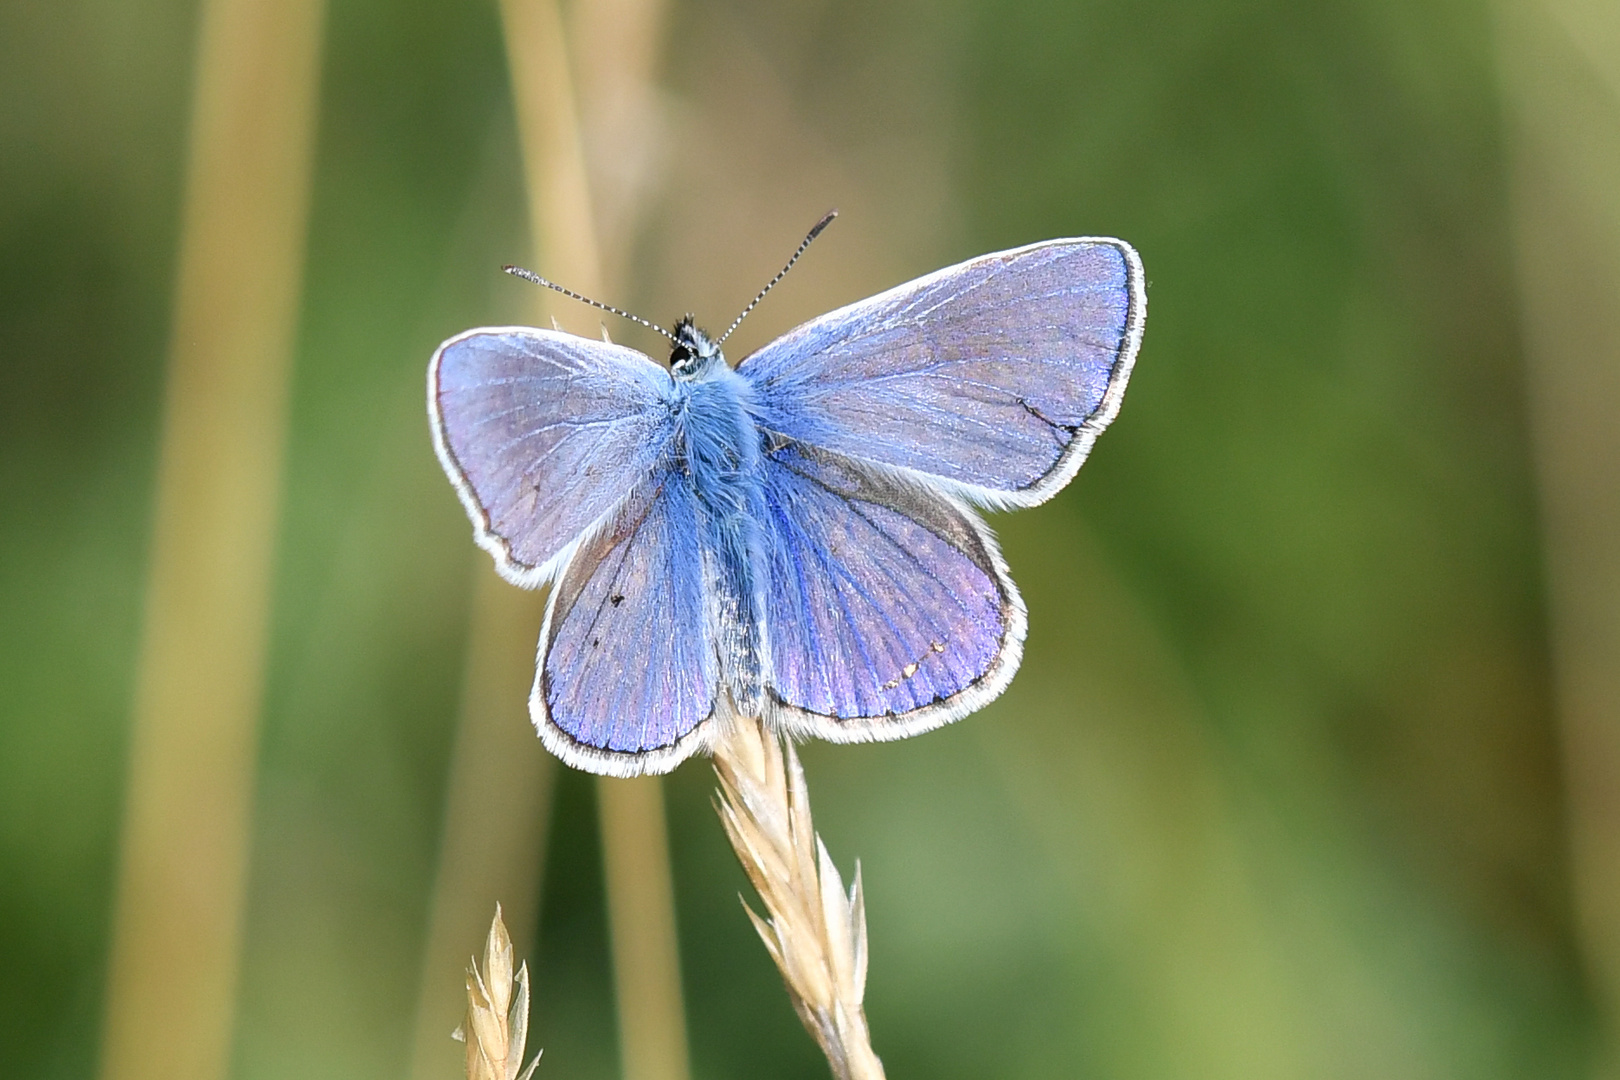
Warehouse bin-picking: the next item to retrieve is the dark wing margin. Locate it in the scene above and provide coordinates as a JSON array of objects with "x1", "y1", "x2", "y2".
[
  {"x1": 740, "y1": 238, "x2": 1145, "y2": 508},
  {"x1": 429, "y1": 327, "x2": 674, "y2": 587},
  {"x1": 759, "y1": 443, "x2": 1026, "y2": 742},
  {"x1": 532, "y1": 470, "x2": 719, "y2": 776}
]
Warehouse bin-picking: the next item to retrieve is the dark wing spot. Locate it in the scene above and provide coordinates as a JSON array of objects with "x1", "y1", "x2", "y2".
[{"x1": 610, "y1": 594, "x2": 625, "y2": 606}]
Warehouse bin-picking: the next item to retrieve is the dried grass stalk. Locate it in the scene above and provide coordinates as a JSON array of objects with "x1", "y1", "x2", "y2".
[
  {"x1": 712, "y1": 716, "x2": 886, "y2": 1080},
  {"x1": 455, "y1": 906, "x2": 542, "y2": 1080}
]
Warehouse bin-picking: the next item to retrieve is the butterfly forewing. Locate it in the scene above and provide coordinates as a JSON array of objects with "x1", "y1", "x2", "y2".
[
  {"x1": 760, "y1": 443, "x2": 1025, "y2": 741},
  {"x1": 430, "y1": 328, "x2": 674, "y2": 585},
  {"x1": 534, "y1": 469, "x2": 718, "y2": 776},
  {"x1": 740, "y1": 238, "x2": 1143, "y2": 507}
]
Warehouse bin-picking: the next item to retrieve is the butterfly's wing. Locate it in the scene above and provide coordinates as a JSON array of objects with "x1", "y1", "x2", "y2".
[
  {"x1": 432, "y1": 329, "x2": 715, "y2": 774},
  {"x1": 740, "y1": 238, "x2": 1144, "y2": 507},
  {"x1": 759, "y1": 442, "x2": 1024, "y2": 740},
  {"x1": 533, "y1": 468, "x2": 718, "y2": 776},
  {"x1": 429, "y1": 327, "x2": 674, "y2": 586}
]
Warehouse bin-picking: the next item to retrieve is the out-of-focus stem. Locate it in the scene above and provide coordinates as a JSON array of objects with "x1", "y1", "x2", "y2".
[
  {"x1": 479, "y1": 6, "x2": 691, "y2": 1080},
  {"x1": 97, "y1": 2, "x2": 325, "y2": 1080},
  {"x1": 406, "y1": 0, "x2": 606, "y2": 1067},
  {"x1": 501, "y1": 0, "x2": 602, "y2": 302},
  {"x1": 569, "y1": 0, "x2": 672, "y2": 289},
  {"x1": 598, "y1": 777, "x2": 692, "y2": 1080},
  {"x1": 1497, "y1": 1, "x2": 1620, "y2": 1073},
  {"x1": 408, "y1": 573, "x2": 555, "y2": 1080}
]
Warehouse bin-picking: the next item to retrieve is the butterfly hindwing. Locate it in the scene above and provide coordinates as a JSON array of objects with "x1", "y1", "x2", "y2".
[
  {"x1": 740, "y1": 238, "x2": 1144, "y2": 507},
  {"x1": 430, "y1": 328, "x2": 674, "y2": 586},
  {"x1": 533, "y1": 468, "x2": 718, "y2": 776},
  {"x1": 760, "y1": 442, "x2": 1025, "y2": 740}
]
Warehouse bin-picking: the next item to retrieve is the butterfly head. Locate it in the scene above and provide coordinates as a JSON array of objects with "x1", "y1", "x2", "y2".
[{"x1": 669, "y1": 316, "x2": 723, "y2": 380}]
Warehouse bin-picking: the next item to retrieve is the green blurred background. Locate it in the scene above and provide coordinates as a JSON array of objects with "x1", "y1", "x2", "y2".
[{"x1": 3, "y1": 0, "x2": 1616, "y2": 1077}]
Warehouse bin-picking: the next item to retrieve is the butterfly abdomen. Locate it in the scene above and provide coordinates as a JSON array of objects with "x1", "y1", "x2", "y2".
[{"x1": 675, "y1": 366, "x2": 769, "y2": 716}]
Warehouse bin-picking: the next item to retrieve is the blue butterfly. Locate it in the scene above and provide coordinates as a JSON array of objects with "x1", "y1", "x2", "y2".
[{"x1": 428, "y1": 215, "x2": 1145, "y2": 776}]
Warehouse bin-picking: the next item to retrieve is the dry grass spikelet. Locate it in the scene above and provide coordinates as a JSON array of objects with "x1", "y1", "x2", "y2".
[
  {"x1": 713, "y1": 715, "x2": 886, "y2": 1080},
  {"x1": 454, "y1": 905, "x2": 542, "y2": 1080}
]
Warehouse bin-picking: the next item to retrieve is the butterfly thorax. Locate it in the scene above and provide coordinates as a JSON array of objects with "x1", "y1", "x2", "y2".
[
  {"x1": 669, "y1": 316, "x2": 724, "y2": 380},
  {"x1": 665, "y1": 337, "x2": 768, "y2": 716}
]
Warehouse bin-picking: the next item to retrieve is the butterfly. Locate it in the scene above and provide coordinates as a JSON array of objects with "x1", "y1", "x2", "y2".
[{"x1": 428, "y1": 214, "x2": 1145, "y2": 776}]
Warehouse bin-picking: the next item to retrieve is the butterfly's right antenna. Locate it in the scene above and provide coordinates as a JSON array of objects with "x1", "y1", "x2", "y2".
[
  {"x1": 503, "y1": 265, "x2": 677, "y2": 343},
  {"x1": 715, "y1": 209, "x2": 837, "y2": 347}
]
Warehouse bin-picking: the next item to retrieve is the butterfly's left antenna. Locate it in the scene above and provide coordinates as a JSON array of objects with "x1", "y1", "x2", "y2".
[
  {"x1": 715, "y1": 209, "x2": 838, "y2": 347},
  {"x1": 502, "y1": 265, "x2": 677, "y2": 343}
]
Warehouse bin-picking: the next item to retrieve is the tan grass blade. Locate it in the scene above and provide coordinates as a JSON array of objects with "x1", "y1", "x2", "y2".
[
  {"x1": 456, "y1": 906, "x2": 543, "y2": 1080},
  {"x1": 598, "y1": 777, "x2": 691, "y2": 1080},
  {"x1": 497, "y1": 5, "x2": 690, "y2": 1080},
  {"x1": 713, "y1": 716, "x2": 887, "y2": 1080},
  {"x1": 97, "y1": 3, "x2": 324, "y2": 1080},
  {"x1": 409, "y1": 0, "x2": 627, "y2": 1069},
  {"x1": 407, "y1": 572, "x2": 555, "y2": 1080}
]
